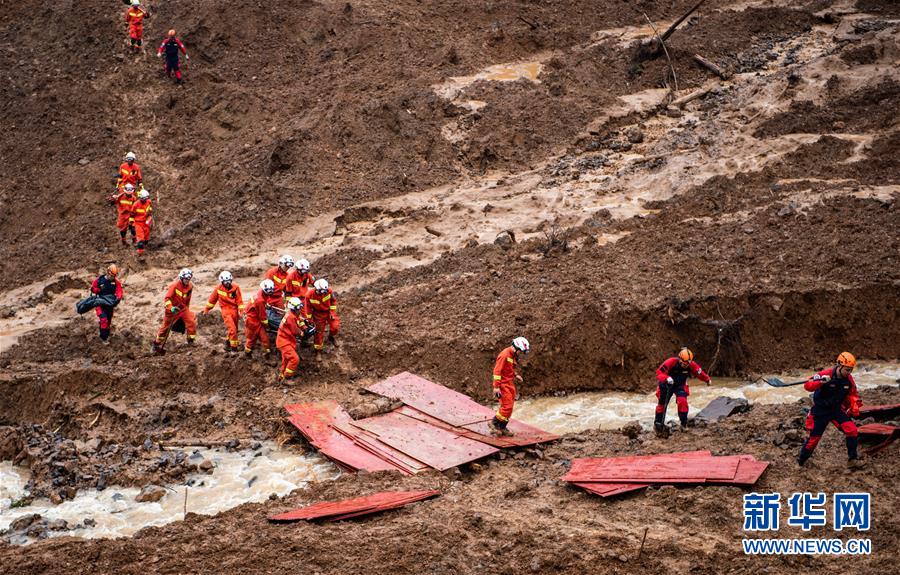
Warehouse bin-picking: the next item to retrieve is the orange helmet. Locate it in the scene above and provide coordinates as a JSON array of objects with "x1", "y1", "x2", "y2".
[
  {"x1": 837, "y1": 352, "x2": 856, "y2": 368},
  {"x1": 107, "y1": 264, "x2": 119, "y2": 277},
  {"x1": 677, "y1": 348, "x2": 693, "y2": 363},
  {"x1": 168, "y1": 29, "x2": 176, "y2": 37}
]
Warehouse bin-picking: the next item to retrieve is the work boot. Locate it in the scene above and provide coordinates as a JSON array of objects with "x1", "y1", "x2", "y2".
[
  {"x1": 847, "y1": 458, "x2": 866, "y2": 470},
  {"x1": 328, "y1": 334, "x2": 339, "y2": 348},
  {"x1": 797, "y1": 446, "x2": 813, "y2": 467},
  {"x1": 244, "y1": 348, "x2": 253, "y2": 358},
  {"x1": 151, "y1": 342, "x2": 165, "y2": 355},
  {"x1": 654, "y1": 422, "x2": 669, "y2": 438}
]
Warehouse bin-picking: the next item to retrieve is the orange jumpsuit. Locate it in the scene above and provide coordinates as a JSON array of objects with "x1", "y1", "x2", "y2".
[
  {"x1": 492, "y1": 346, "x2": 518, "y2": 423},
  {"x1": 287, "y1": 269, "x2": 316, "y2": 299},
  {"x1": 131, "y1": 198, "x2": 152, "y2": 254},
  {"x1": 205, "y1": 283, "x2": 244, "y2": 350},
  {"x1": 125, "y1": 7, "x2": 149, "y2": 43},
  {"x1": 117, "y1": 162, "x2": 143, "y2": 190},
  {"x1": 276, "y1": 310, "x2": 307, "y2": 379},
  {"x1": 155, "y1": 279, "x2": 197, "y2": 346},
  {"x1": 307, "y1": 288, "x2": 340, "y2": 350},
  {"x1": 264, "y1": 266, "x2": 292, "y2": 299},
  {"x1": 115, "y1": 191, "x2": 137, "y2": 240},
  {"x1": 243, "y1": 289, "x2": 280, "y2": 353}
]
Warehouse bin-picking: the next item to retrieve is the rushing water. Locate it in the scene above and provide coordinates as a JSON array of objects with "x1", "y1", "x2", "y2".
[
  {"x1": 514, "y1": 362, "x2": 900, "y2": 435},
  {"x1": 0, "y1": 443, "x2": 339, "y2": 542}
]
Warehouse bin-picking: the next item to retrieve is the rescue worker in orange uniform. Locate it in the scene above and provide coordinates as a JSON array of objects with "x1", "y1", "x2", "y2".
[
  {"x1": 116, "y1": 152, "x2": 143, "y2": 191},
  {"x1": 798, "y1": 352, "x2": 863, "y2": 468},
  {"x1": 264, "y1": 255, "x2": 294, "y2": 300},
  {"x1": 489, "y1": 337, "x2": 530, "y2": 436},
  {"x1": 152, "y1": 268, "x2": 197, "y2": 354},
  {"x1": 243, "y1": 279, "x2": 280, "y2": 357},
  {"x1": 654, "y1": 348, "x2": 711, "y2": 435},
  {"x1": 276, "y1": 297, "x2": 310, "y2": 382},
  {"x1": 111, "y1": 183, "x2": 137, "y2": 245},
  {"x1": 202, "y1": 271, "x2": 244, "y2": 352},
  {"x1": 124, "y1": 1, "x2": 151, "y2": 52},
  {"x1": 90, "y1": 264, "x2": 124, "y2": 343},
  {"x1": 287, "y1": 258, "x2": 316, "y2": 299},
  {"x1": 131, "y1": 189, "x2": 153, "y2": 256},
  {"x1": 307, "y1": 279, "x2": 340, "y2": 353}
]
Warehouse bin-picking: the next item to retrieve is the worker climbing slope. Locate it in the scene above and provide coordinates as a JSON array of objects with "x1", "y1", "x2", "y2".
[
  {"x1": 157, "y1": 29, "x2": 189, "y2": 85},
  {"x1": 110, "y1": 183, "x2": 137, "y2": 245},
  {"x1": 798, "y1": 352, "x2": 863, "y2": 468},
  {"x1": 243, "y1": 279, "x2": 281, "y2": 358},
  {"x1": 654, "y1": 347, "x2": 711, "y2": 435},
  {"x1": 276, "y1": 297, "x2": 312, "y2": 382},
  {"x1": 489, "y1": 337, "x2": 530, "y2": 436},
  {"x1": 90, "y1": 264, "x2": 124, "y2": 343},
  {"x1": 202, "y1": 271, "x2": 244, "y2": 352},
  {"x1": 124, "y1": 1, "x2": 151, "y2": 52},
  {"x1": 307, "y1": 279, "x2": 340, "y2": 354},
  {"x1": 153, "y1": 268, "x2": 197, "y2": 354},
  {"x1": 131, "y1": 189, "x2": 153, "y2": 256}
]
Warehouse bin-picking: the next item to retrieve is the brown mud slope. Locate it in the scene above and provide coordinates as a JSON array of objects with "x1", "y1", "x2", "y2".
[
  {"x1": 1, "y1": 0, "x2": 816, "y2": 286},
  {"x1": 1, "y1": 0, "x2": 899, "y2": 572}
]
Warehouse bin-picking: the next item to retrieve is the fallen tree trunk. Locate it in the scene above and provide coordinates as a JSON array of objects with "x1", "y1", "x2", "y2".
[{"x1": 694, "y1": 54, "x2": 729, "y2": 79}]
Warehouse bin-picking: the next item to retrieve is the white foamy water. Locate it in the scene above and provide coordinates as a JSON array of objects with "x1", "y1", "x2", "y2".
[
  {"x1": 514, "y1": 362, "x2": 900, "y2": 435},
  {"x1": 0, "y1": 443, "x2": 340, "y2": 542}
]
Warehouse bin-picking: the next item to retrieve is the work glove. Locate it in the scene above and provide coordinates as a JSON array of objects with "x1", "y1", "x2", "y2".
[
  {"x1": 170, "y1": 306, "x2": 179, "y2": 314},
  {"x1": 156, "y1": 53, "x2": 161, "y2": 58},
  {"x1": 706, "y1": 378, "x2": 711, "y2": 386},
  {"x1": 666, "y1": 376, "x2": 674, "y2": 385},
  {"x1": 515, "y1": 391, "x2": 520, "y2": 401},
  {"x1": 185, "y1": 55, "x2": 190, "y2": 60},
  {"x1": 515, "y1": 374, "x2": 523, "y2": 384},
  {"x1": 813, "y1": 374, "x2": 831, "y2": 383},
  {"x1": 493, "y1": 388, "x2": 501, "y2": 400}
]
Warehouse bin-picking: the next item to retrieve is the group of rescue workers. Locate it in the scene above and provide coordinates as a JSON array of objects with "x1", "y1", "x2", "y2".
[
  {"x1": 96, "y1": 1, "x2": 870, "y2": 455},
  {"x1": 90, "y1": 255, "x2": 340, "y2": 383}
]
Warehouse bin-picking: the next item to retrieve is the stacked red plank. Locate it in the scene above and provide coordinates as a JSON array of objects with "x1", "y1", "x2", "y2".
[
  {"x1": 562, "y1": 450, "x2": 769, "y2": 497},
  {"x1": 269, "y1": 490, "x2": 440, "y2": 523},
  {"x1": 857, "y1": 403, "x2": 900, "y2": 421},
  {"x1": 857, "y1": 423, "x2": 900, "y2": 455},
  {"x1": 285, "y1": 372, "x2": 558, "y2": 474}
]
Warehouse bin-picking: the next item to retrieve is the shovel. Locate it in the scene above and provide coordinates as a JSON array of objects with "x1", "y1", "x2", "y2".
[{"x1": 761, "y1": 377, "x2": 808, "y2": 388}]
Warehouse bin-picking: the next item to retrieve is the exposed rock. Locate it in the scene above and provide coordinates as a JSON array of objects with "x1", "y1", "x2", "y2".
[
  {"x1": 620, "y1": 421, "x2": 643, "y2": 439},
  {"x1": 494, "y1": 230, "x2": 516, "y2": 249},
  {"x1": 696, "y1": 397, "x2": 750, "y2": 423},
  {"x1": 135, "y1": 485, "x2": 167, "y2": 503},
  {"x1": 625, "y1": 126, "x2": 644, "y2": 144},
  {"x1": 10, "y1": 514, "x2": 42, "y2": 532}
]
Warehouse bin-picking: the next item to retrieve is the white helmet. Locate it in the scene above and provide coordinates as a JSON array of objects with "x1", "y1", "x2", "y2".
[
  {"x1": 178, "y1": 268, "x2": 193, "y2": 280},
  {"x1": 313, "y1": 278, "x2": 329, "y2": 293},
  {"x1": 125, "y1": 151, "x2": 136, "y2": 160},
  {"x1": 124, "y1": 183, "x2": 135, "y2": 192},
  {"x1": 297, "y1": 259, "x2": 311, "y2": 273},
  {"x1": 287, "y1": 297, "x2": 303, "y2": 312},
  {"x1": 130, "y1": 0, "x2": 140, "y2": 6},
  {"x1": 138, "y1": 190, "x2": 150, "y2": 200},
  {"x1": 260, "y1": 279, "x2": 275, "y2": 294},
  {"x1": 218, "y1": 271, "x2": 233, "y2": 283},
  {"x1": 512, "y1": 337, "x2": 530, "y2": 353},
  {"x1": 278, "y1": 254, "x2": 294, "y2": 269}
]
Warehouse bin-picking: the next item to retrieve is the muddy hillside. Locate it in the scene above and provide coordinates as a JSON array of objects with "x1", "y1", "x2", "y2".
[{"x1": 1, "y1": 0, "x2": 899, "y2": 573}]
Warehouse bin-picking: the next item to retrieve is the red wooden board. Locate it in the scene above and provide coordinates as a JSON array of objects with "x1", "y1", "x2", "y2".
[
  {"x1": 564, "y1": 452, "x2": 767, "y2": 486},
  {"x1": 563, "y1": 452, "x2": 715, "y2": 482},
  {"x1": 395, "y1": 406, "x2": 518, "y2": 448},
  {"x1": 352, "y1": 411, "x2": 499, "y2": 471},
  {"x1": 572, "y1": 482, "x2": 648, "y2": 497},
  {"x1": 269, "y1": 490, "x2": 440, "y2": 522},
  {"x1": 366, "y1": 371, "x2": 496, "y2": 426},
  {"x1": 857, "y1": 423, "x2": 900, "y2": 437},
  {"x1": 857, "y1": 404, "x2": 900, "y2": 419},
  {"x1": 460, "y1": 419, "x2": 559, "y2": 446},
  {"x1": 331, "y1": 422, "x2": 427, "y2": 474},
  {"x1": 284, "y1": 402, "x2": 398, "y2": 473}
]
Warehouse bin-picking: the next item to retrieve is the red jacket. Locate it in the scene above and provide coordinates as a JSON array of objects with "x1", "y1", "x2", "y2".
[
  {"x1": 163, "y1": 279, "x2": 192, "y2": 313},
  {"x1": 131, "y1": 198, "x2": 152, "y2": 224},
  {"x1": 125, "y1": 7, "x2": 149, "y2": 33},
  {"x1": 492, "y1": 346, "x2": 518, "y2": 388},
  {"x1": 264, "y1": 266, "x2": 291, "y2": 298},
  {"x1": 655, "y1": 357, "x2": 711, "y2": 385},
  {"x1": 116, "y1": 191, "x2": 136, "y2": 215},
  {"x1": 91, "y1": 276, "x2": 123, "y2": 300},
  {"x1": 117, "y1": 162, "x2": 142, "y2": 188},
  {"x1": 244, "y1": 289, "x2": 281, "y2": 322},
  {"x1": 307, "y1": 288, "x2": 337, "y2": 317},
  {"x1": 276, "y1": 311, "x2": 306, "y2": 349},
  {"x1": 804, "y1": 367, "x2": 861, "y2": 415},
  {"x1": 287, "y1": 269, "x2": 316, "y2": 298},
  {"x1": 157, "y1": 37, "x2": 188, "y2": 58},
  {"x1": 205, "y1": 283, "x2": 244, "y2": 313}
]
